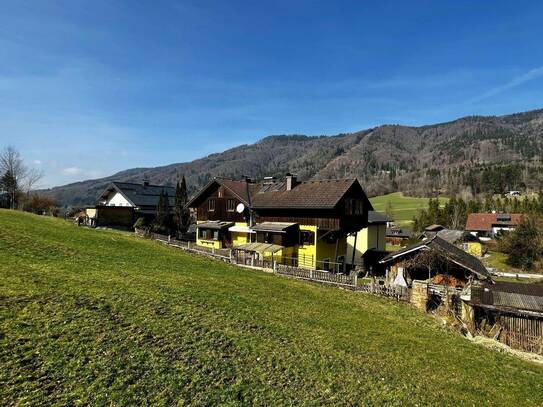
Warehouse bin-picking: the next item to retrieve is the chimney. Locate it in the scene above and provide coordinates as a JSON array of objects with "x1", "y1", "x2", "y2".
[{"x1": 286, "y1": 173, "x2": 297, "y2": 191}]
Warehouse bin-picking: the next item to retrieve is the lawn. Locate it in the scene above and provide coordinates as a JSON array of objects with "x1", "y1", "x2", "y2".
[
  {"x1": 370, "y1": 192, "x2": 449, "y2": 226},
  {"x1": 1, "y1": 210, "x2": 542, "y2": 405}
]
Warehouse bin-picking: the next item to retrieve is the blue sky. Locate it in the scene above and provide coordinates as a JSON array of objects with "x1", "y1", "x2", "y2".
[{"x1": 1, "y1": 1, "x2": 543, "y2": 188}]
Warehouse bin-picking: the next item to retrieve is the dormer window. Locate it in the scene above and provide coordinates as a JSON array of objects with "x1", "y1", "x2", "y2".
[{"x1": 208, "y1": 199, "x2": 216, "y2": 211}]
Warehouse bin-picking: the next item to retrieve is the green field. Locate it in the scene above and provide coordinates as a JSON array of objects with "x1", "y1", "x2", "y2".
[
  {"x1": 370, "y1": 192, "x2": 449, "y2": 226},
  {"x1": 1, "y1": 210, "x2": 542, "y2": 405}
]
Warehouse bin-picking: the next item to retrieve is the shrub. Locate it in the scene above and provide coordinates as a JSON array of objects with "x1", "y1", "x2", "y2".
[{"x1": 133, "y1": 217, "x2": 146, "y2": 230}]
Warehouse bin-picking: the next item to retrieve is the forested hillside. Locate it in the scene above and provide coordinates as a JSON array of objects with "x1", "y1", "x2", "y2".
[{"x1": 45, "y1": 109, "x2": 543, "y2": 207}]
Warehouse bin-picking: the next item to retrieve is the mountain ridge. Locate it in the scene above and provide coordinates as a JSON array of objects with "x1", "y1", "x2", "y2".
[{"x1": 44, "y1": 108, "x2": 543, "y2": 207}]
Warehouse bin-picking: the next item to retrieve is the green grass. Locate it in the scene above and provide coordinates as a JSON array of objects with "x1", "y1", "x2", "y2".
[
  {"x1": 484, "y1": 250, "x2": 520, "y2": 273},
  {"x1": 1, "y1": 210, "x2": 542, "y2": 405},
  {"x1": 370, "y1": 192, "x2": 449, "y2": 226}
]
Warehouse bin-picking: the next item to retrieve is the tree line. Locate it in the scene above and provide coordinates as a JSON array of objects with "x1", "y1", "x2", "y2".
[{"x1": 412, "y1": 193, "x2": 543, "y2": 233}]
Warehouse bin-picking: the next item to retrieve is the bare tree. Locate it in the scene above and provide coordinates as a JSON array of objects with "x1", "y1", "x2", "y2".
[{"x1": 0, "y1": 146, "x2": 43, "y2": 209}]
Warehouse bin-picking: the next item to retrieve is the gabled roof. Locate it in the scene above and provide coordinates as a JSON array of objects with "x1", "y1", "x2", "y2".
[
  {"x1": 97, "y1": 182, "x2": 175, "y2": 208},
  {"x1": 466, "y1": 213, "x2": 522, "y2": 232},
  {"x1": 251, "y1": 178, "x2": 371, "y2": 210},
  {"x1": 423, "y1": 229, "x2": 479, "y2": 244},
  {"x1": 186, "y1": 177, "x2": 254, "y2": 208},
  {"x1": 187, "y1": 177, "x2": 373, "y2": 211},
  {"x1": 368, "y1": 211, "x2": 390, "y2": 224},
  {"x1": 379, "y1": 236, "x2": 491, "y2": 280}
]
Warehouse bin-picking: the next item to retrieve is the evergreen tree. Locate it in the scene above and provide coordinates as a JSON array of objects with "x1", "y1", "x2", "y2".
[
  {"x1": 175, "y1": 175, "x2": 191, "y2": 233},
  {"x1": 1, "y1": 169, "x2": 18, "y2": 209},
  {"x1": 155, "y1": 190, "x2": 170, "y2": 233}
]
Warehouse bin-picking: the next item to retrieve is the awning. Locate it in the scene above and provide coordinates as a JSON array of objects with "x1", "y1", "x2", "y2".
[
  {"x1": 196, "y1": 221, "x2": 234, "y2": 230},
  {"x1": 233, "y1": 242, "x2": 284, "y2": 254},
  {"x1": 228, "y1": 225, "x2": 255, "y2": 233},
  {"x1": 251, "y1": 222, "x2": 298, "y2": 233}
]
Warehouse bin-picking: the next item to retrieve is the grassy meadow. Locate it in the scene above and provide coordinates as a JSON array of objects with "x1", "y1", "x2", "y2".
[
  {"x1": 370, "y1": 192, "x2": 449, "y2": 226},
  {"x1": 1, "y1": 210, "x2": 542, "y2": 405}
]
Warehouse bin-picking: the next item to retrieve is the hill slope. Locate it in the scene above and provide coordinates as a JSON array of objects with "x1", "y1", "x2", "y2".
[
  {"x1": 45, "y1": 108, "x2": 543, "y2": 206},
  {"x1": 1, "y1": 210, "x2": 542, "y2": 405}
]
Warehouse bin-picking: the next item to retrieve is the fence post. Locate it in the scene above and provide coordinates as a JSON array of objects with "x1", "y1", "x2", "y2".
[
  {"x1": 212, "y1": 247, "x2": 215, "y2": 255},
  {"x1": 310, "y1": 269, "x2": 314, "y2": 280},
  {"x1": 168, "y1": 235, "x2": 171, "y2": 244},
  {"x1": 354, "y1": 273, "x2": 357, "y2": 288}
]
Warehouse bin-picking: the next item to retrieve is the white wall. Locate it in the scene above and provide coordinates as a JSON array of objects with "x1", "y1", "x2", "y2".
[{"x1": 106, "y1": 191, "x2": 133, "y2": 207}]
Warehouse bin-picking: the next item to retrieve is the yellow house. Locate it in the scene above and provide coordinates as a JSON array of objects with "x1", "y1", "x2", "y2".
[
  {"x1": 462, "y1": 241, "x2": 484, "y2": 257},
  {"x1": 187, "y1": 175, "x2": 373, "y2": 270},
  {"x1": 346, "y1": 211, "x2": 388, "y2": 266}
]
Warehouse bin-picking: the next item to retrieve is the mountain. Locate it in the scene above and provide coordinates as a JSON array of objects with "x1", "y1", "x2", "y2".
[{"x1": 44, "y1": 108, "x2": 543, "y2": 207}]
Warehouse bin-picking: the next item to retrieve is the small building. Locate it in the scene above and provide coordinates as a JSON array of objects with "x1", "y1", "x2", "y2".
[
  {"x1": 385, "y1": 226, "x2": 411, "y2": 245},
  {"x1": 346, "y1": 211, "x2": 388, "y2": 266},
  {"x1": 465, "y1": 213, "x2": 522, "y2": 240},
  {"x1": 378, "y1": 235, "x2": 492, "y2": 289},
  {"x1": 94, "y1": 181, "x2": 175, "y2": 228},
  {"x1": 187, "y1": 174, "x2": 373, "y2": 270}
]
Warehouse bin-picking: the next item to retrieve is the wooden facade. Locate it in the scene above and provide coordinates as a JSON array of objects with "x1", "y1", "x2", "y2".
[{"x1": 195, "y1": 184, "x2": 248, "y2": 223}]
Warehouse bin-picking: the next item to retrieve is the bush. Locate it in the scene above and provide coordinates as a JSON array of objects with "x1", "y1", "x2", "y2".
[{"x1": 133, "y1": 217, "x2": 147, "y2": 230}]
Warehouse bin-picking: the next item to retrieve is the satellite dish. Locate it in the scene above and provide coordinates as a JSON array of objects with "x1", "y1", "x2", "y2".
[{"x1": 236, "y1": 203, "x2": 245, "y2": 213}]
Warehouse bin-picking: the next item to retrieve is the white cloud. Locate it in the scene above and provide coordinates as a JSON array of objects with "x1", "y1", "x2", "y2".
[
  {"x1": 32, "y1": 159, "x2": 42, "y2": 165},
  {"x1": 61, "y1": 167, "x2": 83, "y2": 176}
]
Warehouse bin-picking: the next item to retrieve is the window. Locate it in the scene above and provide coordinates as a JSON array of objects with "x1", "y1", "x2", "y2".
[
  {"x1": 227, "y1": 199, "x2": 236, "y2": 212},
  {"x1": 299, "y1": 230, "x2": 315, "y2": 246},
  {"x1": 198, "y1": 228, "x2": 219, "y2": 241},
  {"x1": 208, "y1": 199, "x2": 215, "y2": 211}
]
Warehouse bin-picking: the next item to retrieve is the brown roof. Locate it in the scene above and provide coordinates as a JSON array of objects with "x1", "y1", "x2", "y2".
[
  {"x1": 215, "y1": 178, "x2": 255, "y2": 205},
  {"x1": 186, "y1": 177, "x2": 255, "y2": 208},
  {"x1": 252, "y1": 179, "x2": 364, "y2": 209},
  {"x1": 465, "y1": 213, "x2": 522, "y2": 232},
  {"x1": 187, "y1": 177, "x2": 371, "y2": 211}
]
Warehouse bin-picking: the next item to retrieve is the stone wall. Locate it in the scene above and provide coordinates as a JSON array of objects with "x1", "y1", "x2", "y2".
[{"x1": 410, "y1": 280, "x2": 428, "y2": 312}]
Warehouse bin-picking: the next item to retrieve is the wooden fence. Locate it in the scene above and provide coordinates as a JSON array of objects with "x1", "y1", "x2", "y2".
[
  {"x1": 141, "y1": 233, "x2": 411, "y2": 299},
  {"x1": 492, "y1": 313, "x2": 543, "y2": 354},
  {"x1": 275, "y1": 264, "x2": 356, "y2": 287},
  {"x1": 356, "y1": 284, "x2": 409, "y2": 301}
]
